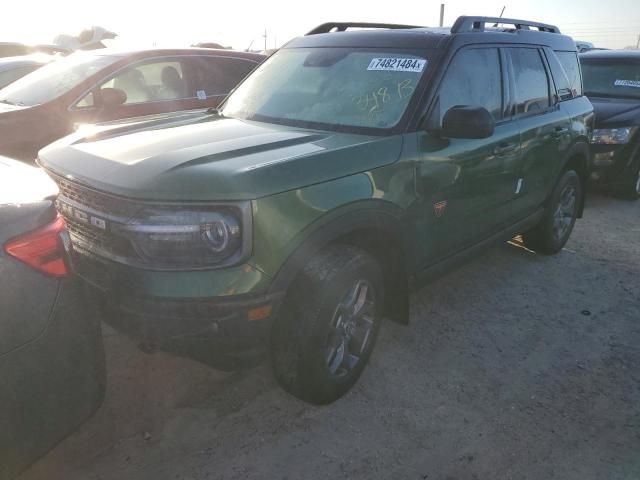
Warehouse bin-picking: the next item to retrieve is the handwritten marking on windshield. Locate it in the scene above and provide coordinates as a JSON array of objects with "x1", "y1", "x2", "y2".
[{"x1": 353, "y1": 79, "x2": 415, "y2": 114}]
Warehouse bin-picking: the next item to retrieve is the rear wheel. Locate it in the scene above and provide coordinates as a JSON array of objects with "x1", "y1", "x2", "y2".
[
  {"x1": 271, "y1": 245, "x2": 384, "y2": 404},
  {"x1": 522, "y1": 169, "x2": 582, "y2": 255}
]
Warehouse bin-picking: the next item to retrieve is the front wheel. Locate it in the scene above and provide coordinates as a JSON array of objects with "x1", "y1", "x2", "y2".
[
  {"x1": 271, "y1": 245, "x2": 384, "y2": 404},
  {"x1": 522, "y1": 169, "x2": 582, "y2": 255},
  {"x1": 619, "y1": 160, "x2": 640, "y2": 201}
]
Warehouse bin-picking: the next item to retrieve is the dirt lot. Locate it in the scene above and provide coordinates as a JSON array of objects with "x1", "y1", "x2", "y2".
[{"x1": 20, "y1": 192, "x2": 640, "y2": 480}]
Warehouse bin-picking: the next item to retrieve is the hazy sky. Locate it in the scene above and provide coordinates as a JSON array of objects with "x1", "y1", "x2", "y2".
[{"x1": 4, "y1": 0, "x2": 640, "y2": 51}]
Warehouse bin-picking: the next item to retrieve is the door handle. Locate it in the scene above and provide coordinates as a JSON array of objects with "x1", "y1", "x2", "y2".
[{"x1": 493, "y1": 143, "x2": 517, "y2": 156}]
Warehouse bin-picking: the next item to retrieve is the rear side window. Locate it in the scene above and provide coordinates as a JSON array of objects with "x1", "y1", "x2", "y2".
[
  {"x1": 191, "y1": 57, "x2": 259, "y2": 99},
  {"x1": 556, "y1": 51, "x2": 583, "y2": 97},
  {"x1": 545, "y1": 51, "x2": 573, "y2": 101},
  {"x1": 435, "y1": 47, "x2": 503, "y2": 125},
  {"x1": 508, "y1": 48, "x2": 551, "y2": 116}
]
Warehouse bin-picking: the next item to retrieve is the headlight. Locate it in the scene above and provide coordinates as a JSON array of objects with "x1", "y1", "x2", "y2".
[
  {"x1": 590, "y1": 127, "x2": 637, "y2": 144},
  {"x1": 118, "y1": 204, "x2": 251, "y2": 269}
]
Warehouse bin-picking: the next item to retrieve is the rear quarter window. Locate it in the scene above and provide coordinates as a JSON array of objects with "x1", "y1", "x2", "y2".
[{"x1": 555, "y1": 51, "x2": 583, "y2": 97}]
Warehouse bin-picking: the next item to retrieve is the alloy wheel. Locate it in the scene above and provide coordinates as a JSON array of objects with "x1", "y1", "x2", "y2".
[
  {"x1": 552, "y1": 183, "x2": 577, "y2": 242},
  {"x1": 325, "y1": 280, "x2": 376, "y2": 378}
]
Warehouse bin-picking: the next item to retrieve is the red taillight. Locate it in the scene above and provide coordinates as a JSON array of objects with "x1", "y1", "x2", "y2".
[{"x1": 4, "y1": 215, "x2": 69, "y2": 277}]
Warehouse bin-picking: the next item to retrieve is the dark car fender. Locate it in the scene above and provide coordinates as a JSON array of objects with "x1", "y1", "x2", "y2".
[{"x1": 267, "y1": 200, "x2": 411, "y2": 324}]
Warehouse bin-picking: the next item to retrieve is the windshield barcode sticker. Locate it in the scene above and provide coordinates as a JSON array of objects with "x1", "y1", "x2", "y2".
[
  {"x1": 614, "y1": 79, "x2": 640, "y2": 88},
  {"x1": 367, "y1": 58, "x2": 426, "y2": 72}
]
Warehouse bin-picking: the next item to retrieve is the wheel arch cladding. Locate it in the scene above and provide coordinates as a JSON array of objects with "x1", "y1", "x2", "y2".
[{"x1": 268, "y1": 204, "x2": 411, "y2": 325}]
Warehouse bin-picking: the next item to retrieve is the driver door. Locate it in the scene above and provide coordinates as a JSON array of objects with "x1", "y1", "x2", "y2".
[{"x1": 412, "y1": 47, "x2": 522, "y2": 263}]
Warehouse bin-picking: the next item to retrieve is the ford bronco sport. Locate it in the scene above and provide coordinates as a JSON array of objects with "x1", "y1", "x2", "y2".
[{"x1": 39, "y1": 16, "x2": 593, "y2": 404}]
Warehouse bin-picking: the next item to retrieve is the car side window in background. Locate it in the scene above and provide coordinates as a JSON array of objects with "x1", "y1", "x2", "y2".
[
  {"x1": 435, "y1": 48, "x2": 503, "y2": 126},
  {"x1": 98, "y1": 60, "x2": 189, "y2": 105},
  {"x1": 556, "y1": 51, "x2": 583, "y2": 97},
  {"x1": 192, "y1": 57, "x2": 258, "y2": 99},
  {"x1": 508, "y1": 48, "x2": 551, "y2": 116},
  {"x1": 545, "y1": 51, "x2": 573, "y2": 101}
]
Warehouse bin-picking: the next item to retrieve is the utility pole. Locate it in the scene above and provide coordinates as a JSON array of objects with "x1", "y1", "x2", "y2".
[
  {"x1": 439, "y1": 4, "x2": 445, "y2": 27},
  {"x1": 636, "y1": 34, "x2": 640, "y2": 49},
  {"x1": 263, "y1": 28, "x2": 267, "y2": 51}
]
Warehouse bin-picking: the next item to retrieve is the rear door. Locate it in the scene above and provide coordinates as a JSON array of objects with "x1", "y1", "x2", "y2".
[
  {"x1": 506, "y1": 47, "x2": 572, "y2": 217},
  {"x1": 189, "y1": 55, "x2": 260, "y2": 106}
]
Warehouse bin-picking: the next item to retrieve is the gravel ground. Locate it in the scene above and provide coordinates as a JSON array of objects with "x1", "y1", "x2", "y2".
[{"x1": 20, "y1": 192, "x2": 640, "y2": 480}]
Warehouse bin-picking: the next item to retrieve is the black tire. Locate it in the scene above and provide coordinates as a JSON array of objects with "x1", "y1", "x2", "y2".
[
  {"x1": 618, "y1": 160, "x2": 640, "y2": 201},
  {"x1": 271, "y1": 245, "x2": 384, "y2": 405},
  {"x1": 522, "y1": 169, "x2": 582, "y2": 255}
]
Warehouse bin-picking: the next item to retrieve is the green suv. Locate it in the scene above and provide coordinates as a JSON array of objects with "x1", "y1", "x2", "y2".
[{"x1": 39, "y1": 17, "x2": 593, "y2": 404}]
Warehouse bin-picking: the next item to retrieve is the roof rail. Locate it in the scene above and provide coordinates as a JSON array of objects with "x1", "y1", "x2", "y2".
[
  {"x1": 451, "y1": 16, "x2": 561, "y2": 34},
  {"x1": 306, "y1": 22, "x2": 423, "y2": 36}
]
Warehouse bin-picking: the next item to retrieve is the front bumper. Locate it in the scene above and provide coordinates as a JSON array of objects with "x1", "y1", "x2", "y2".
[
  {"x1": 590, "y1": 142, "x2": 639, "y2": 187},
  {"x1": 73, "y1": 247, "x2": 283, "y2": 351}
]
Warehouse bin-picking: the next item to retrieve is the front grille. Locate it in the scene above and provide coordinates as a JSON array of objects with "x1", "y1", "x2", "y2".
[
  {"x1": 48, "y1": 174, "x2": 140, "y2": 262},
  {"x1": 54, "y1": 176, "x2": 139, "y2": 218},
  {"x1": 64, "y1": 216, "x2": 135, "y2": 259}
]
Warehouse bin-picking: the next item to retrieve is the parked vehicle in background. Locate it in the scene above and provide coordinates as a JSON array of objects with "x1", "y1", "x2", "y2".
[
  {"x1": 0, "y1": 42, "x2": 68, "y2": 58},
  {"x1": 575, "y1": 41, "x2": 595, "y2": 53},
  {"x1": 0, "y1": 48, "x2": 265, "y2": 161},
  {"x1": 0, "y1": 157, "x2": 105, "y2": 479},
  {"x1": 39, "y1": 17, "x2": 592, "y2": 405},
  {"x1": 581, "y1": 50, "x2": 640, "y2": 199},
  {"x1": 0, "y1": 55, "x2": 53, "y2": 89}
]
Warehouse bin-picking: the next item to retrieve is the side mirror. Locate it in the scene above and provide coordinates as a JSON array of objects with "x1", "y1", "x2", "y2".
[
  {"x1": 441, "y1": 106, "x2": 495, "y2": 139},
  {"x1": 99, "y1": 87, "x2": 126, "y2": 107}
]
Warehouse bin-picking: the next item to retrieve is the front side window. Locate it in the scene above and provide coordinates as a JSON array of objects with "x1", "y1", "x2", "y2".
[
  {"x1": 581, "y1": 59, "x2": 640, "y2": 100},
  {"x1": 96, "y1": 60, "x2": 188, "y2": 105},
  {"x1": 0, "y1": 53, "x2": 118, "y2": 106},
  {"x1": 508, "y1": 48, "x2": 551, "y2": 116},
  {"x1": 222, "y1": 48, "x2": 429, "y2": 131},
  {"x1": 434, "y1": 47, "x2": 503, "y2": 125}
]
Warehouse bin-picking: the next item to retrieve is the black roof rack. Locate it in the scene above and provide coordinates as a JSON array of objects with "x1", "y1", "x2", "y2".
[
  {"x1": 451, "y1": 16, "x2": 560, "y2": 34},
  {"x1": 306, "y1": 22, "x2": 423, "y2": 36}
]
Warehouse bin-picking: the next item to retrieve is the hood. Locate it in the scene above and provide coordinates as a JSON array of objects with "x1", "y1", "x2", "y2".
[
  {"x1": 0, "y1": 155, "x2": 57, "y2": 205},
  {"x1": 38, "y1": 114, "x2": 403, "y2": 201},
  {"x1": 589, "y1": 97, "x2": 640, "y2": 128}
]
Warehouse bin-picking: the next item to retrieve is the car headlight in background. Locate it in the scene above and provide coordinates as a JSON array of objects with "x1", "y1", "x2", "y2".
[
  {"x1": 590, "y1": 127, "x2": 638, "y2": 145},
  {"x1": 118, "y1": 204, "x2": 251, "y2": 269}
]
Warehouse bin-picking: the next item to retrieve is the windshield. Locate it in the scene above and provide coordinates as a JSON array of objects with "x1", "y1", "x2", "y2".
[
  {"x1": 582, "y1": 60, "x2": 640, "y2": 100},
  {"x1": 0, "y1": 53, "x2": 118, "y2": 106},
  {"x1": 222, "y1": 48, "x2": 428, "y2": 132}
]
